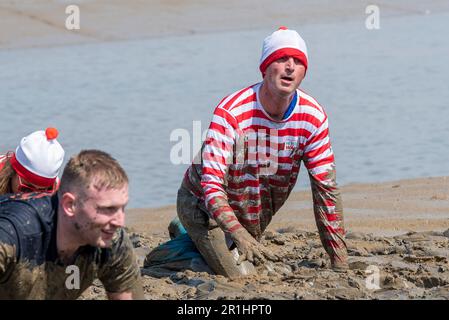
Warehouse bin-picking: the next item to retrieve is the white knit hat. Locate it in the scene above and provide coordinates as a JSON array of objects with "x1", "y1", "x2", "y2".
[
  {"x1": 10, "y1": 128, "x2": 65, "y2": 187},
  {"x1": 259, "y1": 26, "x2": 308, "y2": 76}
]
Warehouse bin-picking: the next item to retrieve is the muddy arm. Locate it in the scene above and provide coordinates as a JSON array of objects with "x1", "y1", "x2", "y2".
[
  {"x1": 308, "y1": 167, "x2": 348, "y2": 268},
  {"x1": 98, "y1": 229, "x2": 145, "y2": 299},
  {"x1": 303, "y1": 115, "x2": 348, "y2": 268},
  {"x1": 200, "y1": 107, "x2": 244, "y2": 235}
]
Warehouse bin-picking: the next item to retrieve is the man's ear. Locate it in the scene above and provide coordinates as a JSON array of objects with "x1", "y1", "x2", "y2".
[{"x1": 61, "y1": 192, "x2": 77, "y2": 217}]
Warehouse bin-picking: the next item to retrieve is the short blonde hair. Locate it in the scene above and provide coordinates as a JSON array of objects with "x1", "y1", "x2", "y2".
[{"x1": 58, "y1": 150, "x2": 128, "y2": 197}]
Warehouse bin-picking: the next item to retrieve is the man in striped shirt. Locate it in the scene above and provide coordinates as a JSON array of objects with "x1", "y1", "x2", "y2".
[{"x1": 177, "y1": 27, "x2": 348, "y2": 277}]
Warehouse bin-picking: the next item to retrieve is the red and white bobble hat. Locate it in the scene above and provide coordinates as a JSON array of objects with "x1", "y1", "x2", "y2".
[
  {"x1": 259, "y1": 26, "x2": 308, "y2": 76},
  {"x1": 10, "y1": 128, "x2": 65, "y2": 187}
]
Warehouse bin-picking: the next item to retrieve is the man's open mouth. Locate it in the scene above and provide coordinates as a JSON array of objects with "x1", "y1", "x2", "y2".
[
  {"x1": 101, "y1": 229, "x2": 115, "y2": 237},
  {"x1": 281, "y1": 76, "x2": 293, "y2": 82}
]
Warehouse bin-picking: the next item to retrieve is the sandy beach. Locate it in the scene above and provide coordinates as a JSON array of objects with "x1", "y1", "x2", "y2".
[
  {"x1": 1, "y1": 0, "x2": 448, "y2": 50},
  {"x1": 2, "y1": 0, "x2": 449, "y2": 300},
  {"x1": 127, "y1": 176, "x2": 449, "y2": 238}
]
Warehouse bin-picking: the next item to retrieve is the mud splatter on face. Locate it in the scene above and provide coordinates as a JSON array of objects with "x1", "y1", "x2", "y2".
[
  {"x1": 88, "y1": 221, "x2": 103, "y2": 230},
  {"x1": 74, "y1": 222, "x2": 82, "y2": 231}
]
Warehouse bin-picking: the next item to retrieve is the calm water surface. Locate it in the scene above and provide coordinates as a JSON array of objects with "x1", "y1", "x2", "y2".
[{"x1": 1, "y1": 12, "x2": 448, "y2": 208}]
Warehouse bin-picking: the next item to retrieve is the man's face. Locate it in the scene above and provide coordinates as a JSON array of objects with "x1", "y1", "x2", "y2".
[
  {"x1": 73, "y1": 182, "x2": 129, "y2": 248},
  {"x1": 264, "y1": 56, "x2": 306, "y2": 97}
]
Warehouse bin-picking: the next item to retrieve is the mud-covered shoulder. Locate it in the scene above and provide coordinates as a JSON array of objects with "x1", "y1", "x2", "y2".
[
  {"x1": 0, "y1": 215, "x2": 20, "y2": 282},
  {"x1": 97, "y1": 228, "x2": 142, "y2": 296}
]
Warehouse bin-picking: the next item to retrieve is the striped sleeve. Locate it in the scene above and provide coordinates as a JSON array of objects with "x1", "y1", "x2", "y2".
[
  {"x1": 303, "y1": 114, "x2": 348, "y2": 264},
  {"x1": 200, "y1": 107, "x2": 244, "y2": 234}
]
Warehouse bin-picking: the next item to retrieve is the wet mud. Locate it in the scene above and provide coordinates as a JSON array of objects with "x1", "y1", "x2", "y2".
[{"x1": 81, "y1": 227, "x2": 449, "y2": 300}]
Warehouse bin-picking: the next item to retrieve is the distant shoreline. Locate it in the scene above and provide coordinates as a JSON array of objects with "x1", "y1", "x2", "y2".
[{"x1": 1, "y1": 0, "x2": 445, "y2": 50}]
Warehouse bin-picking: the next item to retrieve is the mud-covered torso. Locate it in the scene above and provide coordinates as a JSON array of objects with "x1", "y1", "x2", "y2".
[
  {"x1": 0, "y1": 193, "x2": 141, "y2": 300},
  {"x1": 184, "y1": 145, "x2": 301, "y2": 239},
  {"x1": 1, "y1": 244, "x2": 103, "y2": 299}
]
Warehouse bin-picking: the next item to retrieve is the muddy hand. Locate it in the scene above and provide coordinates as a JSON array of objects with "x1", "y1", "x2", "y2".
[{"x1": 231, "y1": 228, "x2": 278, "y2": 265}]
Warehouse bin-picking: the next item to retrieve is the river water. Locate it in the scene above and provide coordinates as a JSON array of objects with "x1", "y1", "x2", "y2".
[{"x1": 1, "y1": 11, "x2": 448, "y2": 208}]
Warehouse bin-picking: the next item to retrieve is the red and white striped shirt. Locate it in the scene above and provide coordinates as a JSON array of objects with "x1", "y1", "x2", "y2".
[{"x1": 183, "y1": 82, "x2": 346, "y2": 260}]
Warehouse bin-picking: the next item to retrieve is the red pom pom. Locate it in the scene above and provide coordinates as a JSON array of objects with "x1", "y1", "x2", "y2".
[
  {"x1": 278, "y1": 26, "x2": 288, "y2": 30},
  {"x1": 45, "y1": 127, "x2": 59, "y2": 140}
]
